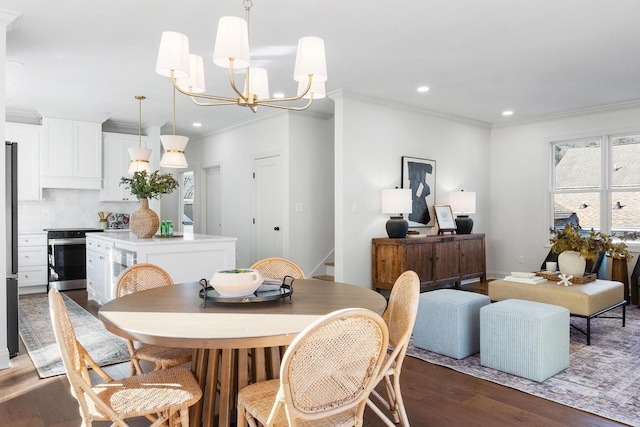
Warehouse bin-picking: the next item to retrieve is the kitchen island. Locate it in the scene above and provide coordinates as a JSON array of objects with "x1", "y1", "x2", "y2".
[{"x1": 86, "y1": 232, "x2": 236, "y2": 305}]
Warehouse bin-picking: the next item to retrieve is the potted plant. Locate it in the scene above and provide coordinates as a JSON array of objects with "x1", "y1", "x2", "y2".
[
  {"x1": 120, "y1": 170, "x2": 179, "y2": 238},
  {"x1": 549, "y1": 224, "x2": 632, "y2": 277}
]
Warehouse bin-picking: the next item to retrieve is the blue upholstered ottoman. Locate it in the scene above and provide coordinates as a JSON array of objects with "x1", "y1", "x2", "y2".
[
  {"x1": 412, "y1": 289, "x2": 491, "y2": 359},
  {"x1": 480, "y1": 299, "x2": 570, "y2": 382}
]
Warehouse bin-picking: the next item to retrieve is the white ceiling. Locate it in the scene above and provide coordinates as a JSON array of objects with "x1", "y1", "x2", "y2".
[{"x1": 4, "y1": 0, "x2": 640, "y2": 138}]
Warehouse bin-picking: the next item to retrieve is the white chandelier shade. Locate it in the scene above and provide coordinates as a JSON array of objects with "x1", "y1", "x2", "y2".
[
  {"x1": 159, "y1": 135, "x2": 189, "y2": 169},
  {"x1": 176, "y1": 54, "x2": 206, "y2": 93},
  {"x1": 155, "y1": 1, "x2": 327, "y2": 112},
  {"x1": 155, "y1": 31, "x2": 190, "y2": 78},
  {"x1": 212, "y1": 16, "x2": 250, "y2": 69}
]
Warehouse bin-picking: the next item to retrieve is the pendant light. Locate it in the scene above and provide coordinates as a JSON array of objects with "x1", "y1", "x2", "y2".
[
  {"x1": 128, "y1": 95, "x2": 152, "y2": 174},
  {"x1": 159, "y1": 86, "x2": 189, "y2": 168}
]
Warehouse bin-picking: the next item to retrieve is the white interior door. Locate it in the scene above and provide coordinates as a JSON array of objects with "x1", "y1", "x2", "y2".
[
  {"x1": 205, "y1": 165, "x2": 222, "y2": 235},
  {"x1": 251, "y1": 155, "x2": 283, "y2": 263}
]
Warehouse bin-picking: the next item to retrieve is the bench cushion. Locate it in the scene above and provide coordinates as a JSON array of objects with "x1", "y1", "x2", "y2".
[{"x1": 488, "y1": 279, "x2": 623, "y2": 316}]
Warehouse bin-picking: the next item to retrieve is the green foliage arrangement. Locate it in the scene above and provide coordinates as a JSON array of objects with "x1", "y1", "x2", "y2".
[
  {"x1": 120, "y1": 170, "x2": 179, "y2": 200},
  {"x1": 549, "y1": 223, "x2": 632, "y2": 261}
]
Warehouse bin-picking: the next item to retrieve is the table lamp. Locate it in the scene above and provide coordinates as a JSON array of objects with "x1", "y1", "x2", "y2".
[
  {"x1": 449, "y1": 190, "x2": 476, "y2": 234},
  {"x1": 381, "y1": 188, "x2": 412, "y2": 238}
]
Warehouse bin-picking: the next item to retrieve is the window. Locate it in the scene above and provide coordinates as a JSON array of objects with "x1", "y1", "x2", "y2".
[{"x1": 551, "y1": 134, "x2": 640, "y2": 235}]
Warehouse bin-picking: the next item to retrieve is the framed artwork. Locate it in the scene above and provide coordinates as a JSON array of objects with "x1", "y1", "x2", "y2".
[
  {"x1": 401, "y1": 156, "x2": 436, "y2": 227},
  {"x1": 434, "y1": 205, "x2": 457, "y2": 232}
]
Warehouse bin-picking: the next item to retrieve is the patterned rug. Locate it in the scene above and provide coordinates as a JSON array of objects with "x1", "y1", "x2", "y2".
[
  {"x1": 18, "y1": 292, "x2": 130, "y2": 379},
  {"x1": 406, "y1": 305, "x2": 640, "y2": 426}
]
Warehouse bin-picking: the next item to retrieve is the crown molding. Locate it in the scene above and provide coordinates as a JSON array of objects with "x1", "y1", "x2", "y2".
[{"x1": 0, "y1": 9, "x2": 21, "y2": 31}]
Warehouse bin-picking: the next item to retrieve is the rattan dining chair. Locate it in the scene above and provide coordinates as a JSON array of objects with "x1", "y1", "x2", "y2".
[
  {"x1": 250, "y1": 257, "x2": 305, "y2": 281},
  {"x1": 116, "y1": 263, "x2": 193, "y2": 376},
  {"x1": 237, "y1": 307, "x2": 389, "y2": 427},
  {"x1": 48, "y1": 288, "x2": 202, "y2": 427},
  {"x1": 367, "y1": 270, "x2": 420, "y2": 427}
]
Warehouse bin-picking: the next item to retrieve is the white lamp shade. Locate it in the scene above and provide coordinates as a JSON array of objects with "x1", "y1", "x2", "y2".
[
  {"x1": 293, "y1": 36, "x2": 327, "y2": 83},
  {"x1": 244, "y1": 68, "x2": 270, "y2": 99},
  {"x1": 159, "y1": 135, "x2": 189, "y2": 168},
  {"x1": 156, "y1": 31, "x2": 190, "y2": 78},
  {"x1": 381, "y1": 189, "x2": 412, "y2": 214},
  {"x1": 213, "y1": 16, "x2": 250, "y2": 69},
  {"x1": 177, "y1": 54, "x2": 206, "y2": 93},
  {"x1": 297, "y1": 80, "x2": 326, "y2": 99},
  {"x1": 127, "y1": 147, "x2": 152, "y2": 174},
  {"x1": 449, "y1": 191, "x2": 476, "y2": 214}
]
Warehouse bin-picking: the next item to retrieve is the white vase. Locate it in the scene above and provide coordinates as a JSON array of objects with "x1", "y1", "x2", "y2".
[{"x1": 558, "y1": 251, "x2": 586, "y2": 278}]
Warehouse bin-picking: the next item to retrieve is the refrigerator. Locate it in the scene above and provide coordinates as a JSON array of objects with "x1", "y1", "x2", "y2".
[{"x1": 5, "y1": 141, "x2": 18, "y2": 358}]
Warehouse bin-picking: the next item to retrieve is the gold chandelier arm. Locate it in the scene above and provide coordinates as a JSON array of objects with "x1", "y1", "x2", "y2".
[
  {"x1": 257, "y1": 74, "x2": 313, "y2": 104},
  {"x1": 189, "y1": 96, "x2": 240, "y2": 107},
  {"x1": 256, "y1": 95, "x2": 314, "y2": 111},
  {"x1": 229, "y1": 59, "x2": 249, "y2": 103},
  {"x1": 169, "y1": 69, "x2": 238, "y2": 103}
]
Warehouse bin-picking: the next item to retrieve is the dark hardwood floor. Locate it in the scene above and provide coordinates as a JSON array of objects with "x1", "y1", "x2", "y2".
[{"x1": 0, "y1": 287, "x2": 625, "y2": 427}]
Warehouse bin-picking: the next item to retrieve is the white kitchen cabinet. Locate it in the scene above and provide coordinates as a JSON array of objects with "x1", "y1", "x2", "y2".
[
  {"x1": 5, "y1": 123, "x2": 42, "y2": 201},
  {"x1": 39, "y1": 112, "x2": 109, "y2": 189},
  {"x1": 86, "y1": 236, "x2": 113, "y2": 304},
  {"x1": 17, "y1": 233, "x2": 48, "y2": 294},
  {"x1": 101, "y1": 132, "x2": 148, "y2": 202}
]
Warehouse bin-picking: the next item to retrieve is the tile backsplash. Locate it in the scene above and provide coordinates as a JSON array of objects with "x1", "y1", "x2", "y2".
[{"x1": 18, "y1": 188, "x2": 136, "y2": 233}]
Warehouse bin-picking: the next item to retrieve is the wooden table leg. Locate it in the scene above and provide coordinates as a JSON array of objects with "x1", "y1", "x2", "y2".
[
  {"x1": 218, "y1": 348, "x2": 234, "y2": 426},
  {"x1": 190, "y1": 349, "x2": 208, "y2": 427},
  {"x1": 203, "y1": 349, "x2": 220, "y2": 427}
]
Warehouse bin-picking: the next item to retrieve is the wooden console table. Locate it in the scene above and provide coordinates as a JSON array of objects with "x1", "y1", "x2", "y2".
[{"x1": 371, "y1": 234, "x2": 486, "y2": 291}]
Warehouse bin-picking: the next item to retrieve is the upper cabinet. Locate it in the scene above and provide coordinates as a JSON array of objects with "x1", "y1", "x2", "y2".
[
  {"x1": 38, "y1": 111, "x2": 109, "y2": 189},
  {"x1": 101, "y1": 132, "x2": 148, "y2": 202},
  {"x1": 5, "y1": 122, "x2": 42, "y2": 201}
]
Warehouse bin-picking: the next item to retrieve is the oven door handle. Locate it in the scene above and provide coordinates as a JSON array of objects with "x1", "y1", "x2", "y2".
[{"x1": 48, "y1": 237, "x2": 86, "y2": 246}]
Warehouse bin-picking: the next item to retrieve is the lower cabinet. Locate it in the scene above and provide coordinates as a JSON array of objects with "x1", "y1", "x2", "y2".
[
  {"x1": 17, "y1": 233, "x2": 48, "y2": 294},
  {"x1": 371, "y1": 234, "x2": 486, "y2": 291},
  {"x1": 86, "y1": 237, "x2": 113, "y2": 304}
]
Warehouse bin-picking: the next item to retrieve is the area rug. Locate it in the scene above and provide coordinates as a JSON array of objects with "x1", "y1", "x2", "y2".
[
  {"x1": 18, "y1": 292, "x2": 130, "y2": 379},
  {"x1": 407, "y1": 306, "x2": 640, "y2": 426}
]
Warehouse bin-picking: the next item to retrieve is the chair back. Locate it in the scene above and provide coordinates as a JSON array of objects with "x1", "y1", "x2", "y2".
[
  {"x1": 382, "y1": 270, "x2": 420, "y2": 377},
  {"x1": 273, "y1": 308, "x2": 388, "y2": 426},
  {"x1": 116, "y1": 263, "x2": 174, "y2": 298},
  {"x1": 250, "y1": 257, "x2": 305, "y2": 280}
]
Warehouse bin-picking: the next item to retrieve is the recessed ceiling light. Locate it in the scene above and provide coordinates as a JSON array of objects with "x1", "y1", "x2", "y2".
[
  {"x1": 417, "y1": 86, "x2": 430, "y2": 93},
  {"x1": 192, "y1": 122, "x2": 202, "y2": 127},
  {"x1": 273, "y1": 92, "x2": 285, "y2": 99},
  {"x1": 502, "y1": 110, "x2": 514, "y2": 116}
]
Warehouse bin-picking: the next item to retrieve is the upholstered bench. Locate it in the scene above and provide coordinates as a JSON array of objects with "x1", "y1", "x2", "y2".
[
  {"x1": 412, "y1": 289, "x2": 491, "y2": 359},
  {"x1": 488, "y1": 279, "x2": 625, "y2": 345},
  {"x1": 480, "y1": 299, "x2": 570, "y2": 382}
]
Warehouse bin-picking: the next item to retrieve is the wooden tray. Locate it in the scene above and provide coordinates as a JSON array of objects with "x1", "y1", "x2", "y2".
[{"x1": 535, "y1": 271, "x2": 597, "y2": 284}]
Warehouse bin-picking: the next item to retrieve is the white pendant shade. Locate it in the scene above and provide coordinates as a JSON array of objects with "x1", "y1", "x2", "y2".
[
  {"x1": 177, "y1": 54, "x2": 206, "y2": 93},
  {"x1": 156, "y1": 31, "x2": 190, "y2": 78},
  {"x1": 244, "y1": 68, "x2": 270, "y2": 100},
  {"x1": 293, "y1": 37, "x2": 327, "y2": 83},
  {"x1": 127, "y1": 147, "x2": 152, "y2": 174},
  {"x1": 213, "y1": 16, "x2": 250, "y2": 69},
  {"x1": 159, "y1": 135, "x2": 189, "y2": 168},
  {"x1": 297, "y1": 80, "x2": 326, "y2": 99}
]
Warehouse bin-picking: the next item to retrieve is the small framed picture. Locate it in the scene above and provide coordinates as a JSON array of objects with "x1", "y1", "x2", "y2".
[{"x1": 434, "y1": 205, "x2": 457, "y2": 232}]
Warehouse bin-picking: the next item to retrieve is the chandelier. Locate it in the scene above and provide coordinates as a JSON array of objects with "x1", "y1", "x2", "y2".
[
  {"x1": 154, "y1": 0, "x2": 328, "y2": 113},
  {"x1": 128, "y1": 95, "x2": 152, "y2": 174}
]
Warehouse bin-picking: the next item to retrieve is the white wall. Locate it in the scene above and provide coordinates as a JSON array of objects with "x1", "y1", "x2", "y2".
[
  {"x1": 334, "y1": 91, "x2": 493, "y2": 287},
  {"x1": 489, "y1": 104, "x2": 640, "y2": 278}
]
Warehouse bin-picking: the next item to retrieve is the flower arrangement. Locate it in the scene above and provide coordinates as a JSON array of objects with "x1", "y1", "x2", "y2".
[
  {"x1": 549, "y1": 224, "x2": 631, "y2": 261},
  {"x1": 120, "y1": 170, "x2": 179, "y2": 200}
]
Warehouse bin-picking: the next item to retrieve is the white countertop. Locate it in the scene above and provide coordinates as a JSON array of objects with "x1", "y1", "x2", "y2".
[{"x1": 87, "y1": 231, "x2": 237, "y2": 246}]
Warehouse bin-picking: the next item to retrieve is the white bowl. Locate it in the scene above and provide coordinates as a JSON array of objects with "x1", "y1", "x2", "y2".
[{"x1": 209, "y1": 269, "x2": 263, "y2": 297}]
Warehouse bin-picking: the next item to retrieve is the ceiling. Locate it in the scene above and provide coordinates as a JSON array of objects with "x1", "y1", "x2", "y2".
[{"x1": 4, "y1": 0, "x2": 640, "y2": 138}]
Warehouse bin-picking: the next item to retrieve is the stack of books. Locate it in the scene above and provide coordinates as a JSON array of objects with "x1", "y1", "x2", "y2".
[{"x1": 504, "y1": 273, "x2": 547, "y2": 285}]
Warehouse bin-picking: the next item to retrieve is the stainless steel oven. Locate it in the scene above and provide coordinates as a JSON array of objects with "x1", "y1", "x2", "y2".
[{"x1": 46, "y1": 228, "x2": 103, "y2": 291}]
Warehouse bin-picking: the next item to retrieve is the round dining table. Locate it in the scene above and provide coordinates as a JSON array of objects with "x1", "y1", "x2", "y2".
[{"x1": 99, "y1": 278, "x2": 387, "y2": 427}]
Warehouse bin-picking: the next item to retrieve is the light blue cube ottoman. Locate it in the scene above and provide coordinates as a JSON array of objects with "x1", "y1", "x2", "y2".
[
  {"x1": 412, "y1": 289, "x2": 491, "y2": 359},
  {"x1": 480, "y1": 299, "x2": 570, "y2": 382}
]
